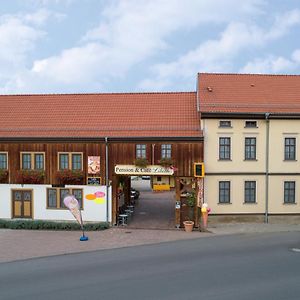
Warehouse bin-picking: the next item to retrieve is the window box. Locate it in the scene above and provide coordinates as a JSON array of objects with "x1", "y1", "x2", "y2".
[
  {"x1": 56, "y1": 170, "x2": 84, "y2": 185},
  {"x1": 0, "y1": 170, "x2": 8, "y2": 183},
  {"x1": 133, "y1": 158, "x2": 149, "y2": 168},
  {"x1": 158, "y1": 158, "x2": 174, "y2": 168},
  {"x1": 16, "y1": 170, "x2": 45, "y2": 184}
]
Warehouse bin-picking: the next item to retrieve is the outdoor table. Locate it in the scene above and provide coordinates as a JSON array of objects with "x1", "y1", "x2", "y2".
[
  {"x1": 127, "y1": 205, "x2": 134, "y2": 213},
  {"x1": 118, "y1": 214, "x2": 128, "y2": 226}
]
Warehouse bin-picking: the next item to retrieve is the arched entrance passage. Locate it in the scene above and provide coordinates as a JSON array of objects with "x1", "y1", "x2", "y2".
[
  {"x1": 129, "y1": 176, "x2": 175, "y2": 229},
  {"x1": 112, "y1": 174, "x2": 202, "y2": 229},
  {"x1": 113, "y1": 174, "x2": 176, "y2": 229}
]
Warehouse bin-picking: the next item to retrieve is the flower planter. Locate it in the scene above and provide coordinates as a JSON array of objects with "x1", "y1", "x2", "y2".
[
  {"x1": 56, "y1": 170, "x2": 84, "y2": 185},
  {"x1": 133, "y1": 158, "x2": 149, "y2": 168},
  {"x1": 158, "y1": 158, "x2": 174, "y2": 168},
  {"x1": 0, "y1": 170, "x2": 9, "y2": 183},
  {"x1": 16, "y1": 170, "x2": 45, "y2": 184},
  {"x1": 183, "y1": 220, "x2": 194, "y2": 232}
]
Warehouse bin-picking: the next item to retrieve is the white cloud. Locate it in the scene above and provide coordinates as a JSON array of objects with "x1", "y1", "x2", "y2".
[
  {"x1": 292, "y1": 49, "x2": 300, "y2": 62},
  {"x1": 139, "y1": 8, "x2": 300, "y2": 90},
  {"x1": 0, "y1": 15, "x2": 45, "y2": 65},
  {"x1": 241, "y1": 56, "x2": 294, "y2": 73},
  {"x1": 10, "y1": 0, "x2": 266, "y2": 92},
  {"x1": 240, "y1": 49, "x2": 300, "y2": 74},
  {"x1": 23, "y1": 9, "x2": 65, "y2": 26},
  {"x1": 2, "y1": 0, "x2": 300, "y2": 94}
]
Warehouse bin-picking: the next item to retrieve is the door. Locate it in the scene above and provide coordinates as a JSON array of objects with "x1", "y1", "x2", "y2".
[{"x1": 12, "y1": 190, "x2": 33, "y2": 218}]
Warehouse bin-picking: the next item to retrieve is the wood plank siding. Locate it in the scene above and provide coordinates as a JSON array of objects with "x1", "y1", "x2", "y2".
[{"x1": 0, "y1": 141, "x2": 203, "y2": 184}]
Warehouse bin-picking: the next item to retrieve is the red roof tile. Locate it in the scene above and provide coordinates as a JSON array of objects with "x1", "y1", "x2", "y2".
[
  {"x1": 198, "y1": 73, "x2": 300, "y2": 114},
  {"x1": 0, "y1": 92, "x2": 201, "y2": 138}
]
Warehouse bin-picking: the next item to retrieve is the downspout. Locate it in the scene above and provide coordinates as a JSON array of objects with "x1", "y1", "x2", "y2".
[
  {"x1": 265, "y1": 113, "x2": 270, "y2": 223},
  {"x1": 105, "y1": 137, "x2": 109, "y2": 223}
]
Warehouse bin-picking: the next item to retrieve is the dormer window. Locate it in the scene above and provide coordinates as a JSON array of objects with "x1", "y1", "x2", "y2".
[
  {"x1": 219, "y1": 120, "x2": 231, "y2": 128},
  {"x1": 245, "y1": 121, "x2": 257, "y2": 128}
]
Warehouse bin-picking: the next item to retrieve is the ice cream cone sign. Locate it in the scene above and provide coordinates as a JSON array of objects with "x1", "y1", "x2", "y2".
[
  {"x1": 63, "y1": 194, "x2": 83, "y2": 227},
  {"x1": 201, "y1": 203, "x2": 211, "y2": 229},
  {"x1": 64, "y1": 194, "x2": 88, "y2": 241}
]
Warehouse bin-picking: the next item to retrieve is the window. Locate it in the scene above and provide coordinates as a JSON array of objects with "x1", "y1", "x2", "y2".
[
  {"x1": 59, "y1": 154, "x2": 69, "y2": 170},
  {"x1": 244, "y1": 181, "x2": 256, "y2": 203},
  {"x1": 284, "y1": 181, "x2": 295, "y2": 204},
  {"x1": 219, "y1": 120, "x2": 231, "y2": 128},
  {"x1": 0, "y1": 153, "x2": 8, "y2": 169},
  {"x1": 219, "y1": 181, "x2": 230, "y2": 203},
  {"x1": 245, "y1": 121, "x2": 257, "y2": 128},
  {"x1": 72, "y1": 154, "x2": 82, "y2": 170},
  {"x1": 21, "y1": 152, "x2": 45, "y2": 170},
  {"x1": 219, "y1": 137, "x2": 231, "y2": 160},
  {"x1": 47, "y1": 189, "x2": 57, "y2": 208},
  {"x1": 136, "y1": 144, "x2": 146, "y2": 159},
  {"x1": 161, "y1": 144, "x2": 172, "y2": 158},
  {"x1": 58, "y1": 152, "x2": 83, "y2": 170},
  {"x1": 59, "y1": 189, "x2": 69, "y2": 208},
  {"x1": 245, "y1": 137, "x2": 256, "y2": 160},
  {"x1": 284, "y1": 138, "x2": 296, "y2": 160},
  {"x1": 157, "y1": 176, "x2": 162, "y2": 182},
  {"x1": 22, "y1": 154, "x2": 31, "y2": 169},
  {"x1": 34, "y1": 154, "x2": 44, "y2": 170},
  {"x1": 47, "y1": 188, "x2": 83, "y2": 209}
]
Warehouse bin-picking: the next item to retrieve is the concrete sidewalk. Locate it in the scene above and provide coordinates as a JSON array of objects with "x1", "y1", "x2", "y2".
[{"x1": 1, "y1": 223, "x2": 300, "y2": 263}]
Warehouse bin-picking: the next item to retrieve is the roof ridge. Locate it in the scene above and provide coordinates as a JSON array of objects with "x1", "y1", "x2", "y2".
[
  {"x1": 0, "y1": 91, "x2": 196, "y2": 97},
  {"x1": 198, "y1": 72, "x2": 300, "y2": 77}
]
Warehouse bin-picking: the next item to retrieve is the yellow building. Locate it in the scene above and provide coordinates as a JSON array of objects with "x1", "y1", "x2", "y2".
[{"x1": 198, "y1": 73, "x2": 300, "y2": 223}]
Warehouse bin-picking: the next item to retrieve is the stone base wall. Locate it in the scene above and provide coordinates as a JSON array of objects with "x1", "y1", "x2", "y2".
[{"x1": 207, "y1": 214, "x2": 300, "y2": 224}]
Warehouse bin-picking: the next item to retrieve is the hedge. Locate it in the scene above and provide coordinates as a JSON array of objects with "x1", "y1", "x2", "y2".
[{"x1": 0, "y1": 219, "x2": 110, "y2": 231}]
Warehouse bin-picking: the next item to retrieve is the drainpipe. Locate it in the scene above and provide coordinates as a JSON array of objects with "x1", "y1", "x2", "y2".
[
  {"x1": 105, "y1": 137, "x2": 109, "y2": 223},
  {"x1": 152, "y1": 144, "x2": 155, "y2": 164},
  {"x1": 265, "y1": 113, "x2": 270, "y2": 223}
]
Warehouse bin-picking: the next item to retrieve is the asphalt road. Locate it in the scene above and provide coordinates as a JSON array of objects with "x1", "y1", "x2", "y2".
[{"x1": 1, "y1": 232, "x2": 300, "y2": 300}]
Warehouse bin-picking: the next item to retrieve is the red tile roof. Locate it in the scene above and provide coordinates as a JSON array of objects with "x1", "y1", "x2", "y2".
[
  {"x1": 198, "y1": 73, "x2": 300, "y2": 114},
  {"x1": 0, "y1": 92, "x2": 201, "y2": 138}
]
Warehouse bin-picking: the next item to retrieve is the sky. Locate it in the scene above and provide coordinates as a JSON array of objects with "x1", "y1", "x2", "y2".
[{"x1": 0, "y1": 0, "x2": 300, "y2": 94}]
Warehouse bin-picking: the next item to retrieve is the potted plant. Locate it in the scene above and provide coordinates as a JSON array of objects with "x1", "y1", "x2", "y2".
[
  {"x1": 17, "y1": 170, "x2": 45, "y2": 184},
  {"x1": 183, "y1": 191, "x2": 196, "y2": 232},
  {"x1": 158, "y1": 158, "x2": 174, "y2": 168},
  {"x1": 0, "y1": 170, "x2": 8, "y2": 183},
  {"x1": 133, "y1": 158, "x2": 149, "y2": 168},
  {"x1": 56, "y1": 170, "x2": 84, "y2": 185}
]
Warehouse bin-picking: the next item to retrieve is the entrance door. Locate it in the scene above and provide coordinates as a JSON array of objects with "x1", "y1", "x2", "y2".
[{"x1": 12, "y1": 190, "x2": 33, "y2": 218}]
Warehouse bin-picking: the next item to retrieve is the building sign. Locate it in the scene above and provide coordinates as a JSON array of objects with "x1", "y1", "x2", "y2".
[
  {"x1": 88, "y1": 156, "x2": 100, "y2": 175},
  {"x1": 87, "y1": 177, "x2": 101, "y2": 185},
  {"x1": 115, "y1": 165, "x2": 174, "y2": 176}
]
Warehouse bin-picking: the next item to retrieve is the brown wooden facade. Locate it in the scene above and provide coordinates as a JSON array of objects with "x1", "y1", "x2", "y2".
[{"x1": 0, "y1": 137, "x2": 203, "y2": 224}]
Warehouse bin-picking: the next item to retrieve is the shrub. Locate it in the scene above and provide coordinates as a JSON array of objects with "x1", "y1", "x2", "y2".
[{"x1": 0, "y1": 219, "x2": 110, "y2": 231}]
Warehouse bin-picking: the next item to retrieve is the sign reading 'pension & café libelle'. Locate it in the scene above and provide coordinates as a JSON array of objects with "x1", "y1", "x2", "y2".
[{"x1": 115, "y1": 165, "x2": 174, "y2": 176}]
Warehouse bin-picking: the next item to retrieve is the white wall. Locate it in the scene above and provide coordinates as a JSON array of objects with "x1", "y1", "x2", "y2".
[{"x1": 0, "y1": 184, "x2": 111, "y2": 222}]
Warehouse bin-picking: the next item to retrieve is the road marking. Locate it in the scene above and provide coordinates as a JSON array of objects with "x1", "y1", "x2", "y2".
[{"x1": 291, "y1": 248, "x2": 300, "y2": 253}]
